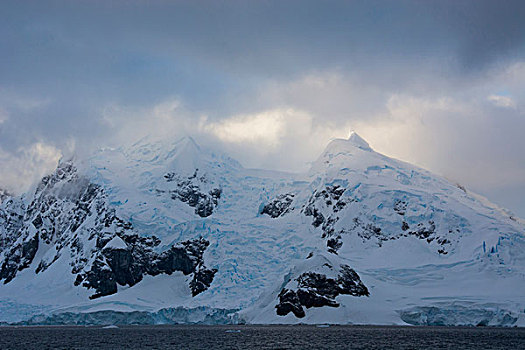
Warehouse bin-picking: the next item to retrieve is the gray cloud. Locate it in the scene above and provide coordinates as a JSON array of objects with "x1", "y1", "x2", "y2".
[{"x1": 0, "y1": 0, "x2": 524, "y2": 216}]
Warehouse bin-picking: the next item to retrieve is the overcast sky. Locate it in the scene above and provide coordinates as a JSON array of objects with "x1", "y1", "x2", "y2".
[{"x1": 0, "y1": 0, "x2": 524, "y2": 217}]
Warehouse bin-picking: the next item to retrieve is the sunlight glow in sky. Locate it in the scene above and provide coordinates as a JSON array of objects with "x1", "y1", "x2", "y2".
[{"x1": 0, "y1": 0, "x2": 524, "y2": 216}]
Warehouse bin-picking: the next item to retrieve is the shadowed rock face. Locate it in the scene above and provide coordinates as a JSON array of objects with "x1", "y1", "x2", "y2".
[
  {"x1": 276, "y1": 289, "x2": 306, "y2": 318},
  {"x1": 0, "y1": 233, "x2": 39, "y2": 283},
  {"x1": 190, "y1": 268, "x2": 219, "y2": 297},
  {"x1": 79, "y1": 237, "x2": 216, "y2": 299},
  {"x1": 0, "y1": 161, "x2": 104, "y2": 283},
  {"x1": 0, "y1": 161, "x2": 218, "y2": 300},
  {"x1": 275, "y1": 265, "x2": 369, "y2": 318}
]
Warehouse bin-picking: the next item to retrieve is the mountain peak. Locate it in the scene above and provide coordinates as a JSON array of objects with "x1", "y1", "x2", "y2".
[
  {"x1": 177, "y1": 136, "x2": 201, "y2": 152},
  {"x1": 309, "y1": 131, "x2": 375, "y2": 175},
  {"x1": 347, "y1": 131, "x2": 372, "y2": 151},
  {"x1": 162, "y1": 136, "x2": 205, "y2": 174},
  {"x1": 321, "y1": 131, "x2": 373, "y2": 158}
]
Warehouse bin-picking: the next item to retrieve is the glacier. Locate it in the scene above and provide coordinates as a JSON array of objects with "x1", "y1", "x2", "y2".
[{"x1": 0, "y1": 132, "x2": 524, "y2": 326}]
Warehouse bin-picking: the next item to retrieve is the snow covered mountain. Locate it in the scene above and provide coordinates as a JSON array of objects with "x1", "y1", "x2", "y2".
[{"x1": 0, "y1": 133, "x2": 524, "y2": 326}]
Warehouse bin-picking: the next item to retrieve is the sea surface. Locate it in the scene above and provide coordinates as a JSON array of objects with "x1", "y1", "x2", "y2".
[{"x1": 0, "y1": 325, "x2": 524, "y2": 349}]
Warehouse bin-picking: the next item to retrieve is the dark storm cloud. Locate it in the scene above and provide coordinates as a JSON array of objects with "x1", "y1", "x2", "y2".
[
  {"x1": 2, "y1": 1, "x2": 524, "y2": 89},
  {"x1": 443, "y1": 0, "x2": 525, "y2": 70},
  {"x1": 0, "y1": 0, "x2": 520, "y2": 140},
  {"x1": 0, "y1": 0, "x2": 524, "y2": 215}
]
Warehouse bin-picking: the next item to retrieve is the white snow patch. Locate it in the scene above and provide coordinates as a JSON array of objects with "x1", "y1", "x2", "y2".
[{"x1": 104, "y1": 236, "x2": 128, "y2": 250}]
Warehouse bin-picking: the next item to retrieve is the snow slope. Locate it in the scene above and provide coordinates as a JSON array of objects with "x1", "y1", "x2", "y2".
[{"x1": 0, "y1": 133, "x2": 524, "y2": 326}]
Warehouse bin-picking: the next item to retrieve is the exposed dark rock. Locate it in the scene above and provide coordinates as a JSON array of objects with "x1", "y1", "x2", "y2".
[
  {"x1": 0, "y1": 233, "x2": 39, "y2": 283},
  {"x1": 394, "y1": 200, "x2": 407, "y2": 215},
  {"x1": 358, "y1": 223, "x2": 384, "y2": 241},
  {"x1": 351, "y1": 213, "x2": 451, "y2": 254},
  {"x1": 302, "y1": 185, "x2": 355, "y2": 253},
  {"x1": 190, "y1": 268, "x2": 218, "y2": 296},
  {"x1": 79, "y1": 237, "x2": 216, "y2": 299},
  {"x1": 321, "y1": 216, "x2": 337, "y2": 238},
  {"x1": 301, "y1": 183, "x2": 458, "y2": 256},
  {"x1": 275, "y1": 265, "x2": 368, "y2": 318},
  {"x1": 408, "y1": 221, "x2": 436, "y2": 239},
  {"x1": 0, "y1": 161, "x2": 218, "y2": 298},
  {"x1": 0, "y1": 199, "x2": 25, "y2": 252},
  {"x1": 104, "y1": 247, "x2": 141, "y2": 286},
  {"x1": 338, "y1": 265, "x2": 370, "y2": 296},
  {"x1": 275, "y1": 289, "x2": 305, "y2": 318},
  {"x1": 260, "y1": 193, "x2": 295, "y2": 218},
  {"x1": 297, "y1": 272, "x2": 339, "y2": 298},
  {"x1": 456, "y1": 183, "x2": 467, "y2": 193},
  {"x1": 84, "y1": 259, "x2": 118, "y2": 299},
  {"x1": 31, "y1": 215, "x2": 43, "y2": 229},
  {"x1": 297, "y1": 289, "x2": 339, "y2": 308},
  {"x1": 303, "y1": 185, "x2": 348, "y2": 223},
  {"x1": 312, "y1": 210, "x2": 325, "y2": 227},
  {"x1": 162, "y1": 171, "x2": 221, "y2": 217},
  {"x1": 153, "y1": 246, "x2": 196, "y2": 276},
  {"x1": 327, "y1": 237, "x2": 343, "y2": 254}
]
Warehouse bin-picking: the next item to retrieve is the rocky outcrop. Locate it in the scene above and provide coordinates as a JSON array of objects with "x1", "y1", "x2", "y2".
[
  {"x1": 0, "y1": 161, "x2": 218, "y2": 299},
  {"x1": 260, "y1": 193, "x2": 294, "y2": 218},
  {"x1": 303, "y1": 185, "x2": 350, "y2": 220},
  {"x1": 190, "y1": 267, "x2": 218, "y2": 297},
  {"x1": 301, "y1": 184, "x2": 457, "y2": 255},
  {"x1": 275, "y1": 264, "x2": 369, "y2": 318},
  {"x1": 275, "y1": 289, "x2": 305, "y2": 318},
  {"x1": 77, "y1": 237, "x2": 216, "y2": 299},
  {"x1": 161, "y1": 170, "x2": 222, "y2": 217},
  {"x1": 0, "y1": 233, "x2": 39, "y2": 283},
  {"x1": 0, "y1": 197, "x2": 25, "y2": 255},
  {"x1": 0, "y1": 160, "x2": 111, "y2": 283},
  {"x1": 302, "y1": 185, "x2": 354, "y2": 253}
]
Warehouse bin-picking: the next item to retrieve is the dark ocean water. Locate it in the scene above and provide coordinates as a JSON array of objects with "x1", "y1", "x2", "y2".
[{"x1": 1, "y1": 325, "x2": 524, "y2": 349}]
